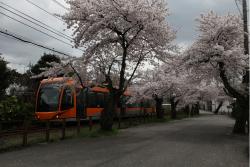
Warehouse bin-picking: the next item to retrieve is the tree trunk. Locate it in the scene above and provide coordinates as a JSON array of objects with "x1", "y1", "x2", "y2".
[
  {"x1": 233, "y1": 98, "x2": 249, "y2": 134},
  {"x1": 234, "y1": 0, "x2": 249, "y2": 134},
  {"x1": 214, "y1": 101, "x2": 223, "y2": 114},
  {"x1": 184, "y1": 105, "x2": 189, "y2": 116},
  {"x1": 233, "y1": 119, "x2": 247, "y2": 134},
  {"x1": 170, "y1": 98, "x2": 177, "y2": 119},
  {"x1": 190, "y1": 105, "x2": 195, "y2": 116},
  {"x1": 155, "y1": 97, "x2": 164, "y2": 119},
  {"x1": 195, "y1": 102, "x2": 200, "y2": 115},
  {"x1": 218, "y1": 62, "x2": 249, "y2": 134},
  {"x1": 100, "y1": 92, "x2": 116, "y2": 131}
]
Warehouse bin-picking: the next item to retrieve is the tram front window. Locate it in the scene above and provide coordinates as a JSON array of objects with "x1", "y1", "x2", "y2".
[{"x1": 37, "y1": 84, "x2": 61, "y2": 112}]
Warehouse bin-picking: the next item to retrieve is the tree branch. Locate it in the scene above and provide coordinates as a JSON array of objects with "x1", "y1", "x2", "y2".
[
  {"x1": 127, "y1": 24, "x2": 144, "y2": 48},
  {"x1": 218, "y1": 62, "x2": 244, "y2": 99},
  {"x1": 69, "y1": 63, "x2": 84, "y2": 88}
]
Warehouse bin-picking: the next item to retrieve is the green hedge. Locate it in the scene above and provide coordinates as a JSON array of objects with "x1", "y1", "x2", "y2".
[{"x1": 0, "y1": 96, "x2": 34, "y2": 121}]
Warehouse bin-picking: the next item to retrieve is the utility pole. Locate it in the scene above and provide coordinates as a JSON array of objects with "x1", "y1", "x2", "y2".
[
  {"x1": 242, "y1": 0, "x2": 249, "y2": 134},
  {"x1": 242, "y1": 0, "x2": 249, "y2": 84},
  {"x1": 242, "y1": 0, "x2": 249, "y2": 55}
]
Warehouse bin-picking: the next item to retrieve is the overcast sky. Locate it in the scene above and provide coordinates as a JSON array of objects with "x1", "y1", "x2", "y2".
[{"x1": 0, "y1": 0, "x2": 239, "y2": 73}]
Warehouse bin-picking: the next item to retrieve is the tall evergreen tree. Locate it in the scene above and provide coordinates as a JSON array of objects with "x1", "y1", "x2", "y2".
[
  {"x1": 31, "y1": 53, "x2": 61, "y2": 75},
  {"x1": 0, "y1": 57, "x2": 14, "y2": 100}
]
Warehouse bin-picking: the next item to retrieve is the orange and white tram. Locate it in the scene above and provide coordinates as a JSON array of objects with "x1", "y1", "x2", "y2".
[{"x1": 35, "y1": 77, "x2": 155, "y2": 120}]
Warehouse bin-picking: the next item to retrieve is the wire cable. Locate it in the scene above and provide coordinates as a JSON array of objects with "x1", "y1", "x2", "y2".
[
  {"x1": 0, "y1": 5, "x2": 72, "y2": 41},
  {"x1": 0, "y1": 11, "x2": 73, "y2": 47},
  {"x1": 25, "y1": 0, "x2": 64, "y2": 22},
  {"x1": 0, "y1": 28, "x2": 74, "y2": 58},
  {"x1": 0, "y1": 1, "x2": 72, "y2": 40},
  {"x1": 0, "y1": 12, "x2": 84, "y2": 52},
  {"x1": 51, "y1": 0, "x2": 69, "y2": 11},
  {"x1": 234, "y1": 0, "x2": 243, "y2": 17}
]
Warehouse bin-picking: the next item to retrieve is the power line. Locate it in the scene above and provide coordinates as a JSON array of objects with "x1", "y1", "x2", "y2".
[
  {"x1": 0, "y1": 11, "x2": 72, "y2": 47},
  {"x1": 0, "y1": 11, "x2": 84, "y2": 52},
  {"x1": 0, "y1": 28, "x2": 74, "y2": 58},
  {"x1": 25, "y1": 0, "x2": 64, "y2": 22},
  {"x1": 0, "y1": 4, "x2": 72, "y2": 41},
  {"x1": 51, "y1": 0, "x2": 69, "y2": 11},
  {"x1": 0, "y1": 1, "x2": 72, "y2": 40},
  {"x1": 234, "y1": 0, "x2": 243, "y2": 16}
]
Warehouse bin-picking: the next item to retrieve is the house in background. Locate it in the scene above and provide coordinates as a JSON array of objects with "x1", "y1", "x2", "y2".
[{"x1": 200, "y1": 99, "x2": 233, "y2": 114}]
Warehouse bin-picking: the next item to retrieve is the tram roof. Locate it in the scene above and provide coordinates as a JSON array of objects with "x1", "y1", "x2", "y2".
[
  {"x1": 41, "y1": 77, "x2": 75, "y2": 84},
  {"x1": 40, "y1": 77, "x2": 131, "y2": 95}
]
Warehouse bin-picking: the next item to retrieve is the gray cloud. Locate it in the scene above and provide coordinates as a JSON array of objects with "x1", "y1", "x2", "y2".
[
  {"x1": 0, "y1": 0, "x2": 239, "y2": 73},
  {"x1": 168, "y1": 0, "x2": 238, "y2": 48}
]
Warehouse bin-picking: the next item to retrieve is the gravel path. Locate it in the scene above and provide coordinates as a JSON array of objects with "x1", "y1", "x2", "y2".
[{"x1": 0, "y1": 112, "x2": 248, "y2": 167}]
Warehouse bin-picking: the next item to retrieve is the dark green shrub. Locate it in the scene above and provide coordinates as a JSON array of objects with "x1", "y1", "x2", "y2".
[{"x1": 0, "y1": 96, "x2": 34, "y2": 121}]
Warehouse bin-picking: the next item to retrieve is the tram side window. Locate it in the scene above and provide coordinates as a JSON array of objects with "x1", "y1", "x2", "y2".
[
  {"x1": 96, "y1": 93, "x2": 104, "y2": 107},
  {"x1": 104, "y1": 93, "x2": 109, "y2": 105},
  {"x1": 135, "y1": 102, "x2": 140, "y2": 107},
  {"x1": 127, "y1": 102, "x2": 139, "y2": 108},
  {"x1": 150, "y1": 100, "x2": 155, "y2": 107},
  {"x1": 76, "y1": 88, "x2": 84, "y2": 105},
  {"x1": 127, "y1": 103, "x2": 132, "y2": 107},
  {"x1": 143, "y1": 100, "x2": 150, "y2": 108},
  {"x1": 61, "y1": 87, "x2": 74, "y2": 110},
  {"x1": 87, "y1": 92, "x2": 97, "y2": 107},
  {"x1": 118, "y1": 95, "x2": 127, "y2": 108}
]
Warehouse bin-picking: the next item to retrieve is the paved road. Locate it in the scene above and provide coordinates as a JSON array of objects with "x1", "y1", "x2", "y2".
[{"x1": 0, "y1": 112, "x2": 248, "y2": 167}]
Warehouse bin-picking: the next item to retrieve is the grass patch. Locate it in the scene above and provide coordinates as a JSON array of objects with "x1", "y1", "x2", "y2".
[
  {"x1": 0, "y1": 124, "x2": 119, "y2": 153},
  {"x1": 148, "y1": 116, "x2": 172, "y2": 123},
  {"x1": 0, "y1": 112, "x2": 195, "y2": 153},
  {"x1": 176, "y1": 114, "x2": 189, "y2": 120},
  {"x1": 77, "y1": 125, "x2": 118, "y2": 138},
  {"x1": 0, "y1": 135, "x2": 23, "y2": 153},
  {"x1": 88, "y1": 129, "x2": 118, "y2": 138}
]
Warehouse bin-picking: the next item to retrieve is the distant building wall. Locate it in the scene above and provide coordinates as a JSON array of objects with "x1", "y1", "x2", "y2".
[
  {"x1": 211, "y1": 100, "x2": 232, "y2": 114},
  {"x1": 199, "y1": 101, "x2": 212, "y2": 111},
  {"x1": 200, "y1": 100, "x2": 232, "y2": 114}
]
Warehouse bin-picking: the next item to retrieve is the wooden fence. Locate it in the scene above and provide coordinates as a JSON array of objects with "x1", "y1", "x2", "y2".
[{"x1": 0, "y1": 112, "x2": 157, "y2": 148}]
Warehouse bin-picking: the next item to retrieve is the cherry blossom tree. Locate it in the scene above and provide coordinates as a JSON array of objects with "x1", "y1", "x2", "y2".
[
  {"x1": 132, "y1": 49, "x2": 230, "y2": 119},
  {"x1": 130, "y1": 68, "x2": 170, "y2": 119},
  {"x1": 131, "y1": 60, "x2": 195, "y2": 119},
  {"x1": 183, "y1": 11, "x2": 249, "y2": 134},
  {"x1": 61, "y1": 0, "x2": 176, "y2": 130}
]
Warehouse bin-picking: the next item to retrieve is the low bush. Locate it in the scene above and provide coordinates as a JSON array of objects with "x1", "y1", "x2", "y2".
[{"x1": 0, "y1": 96, "x2": 34, "y2": 122}]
